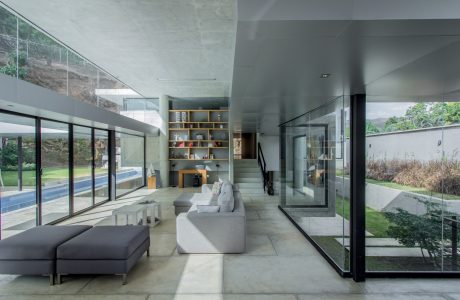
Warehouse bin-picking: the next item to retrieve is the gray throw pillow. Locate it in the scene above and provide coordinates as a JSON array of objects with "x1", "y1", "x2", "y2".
[{"x1": 218, "y1": 183, "x2": 234, "y2": 212}]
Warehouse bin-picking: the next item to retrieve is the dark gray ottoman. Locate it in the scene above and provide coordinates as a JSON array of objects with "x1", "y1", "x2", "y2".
[
  {"x1": 56, "y1": 225, "x2": 150, "y2": 284},
  {"x1": 0, "y1": 225, "x2": 92, "y2": 285}
]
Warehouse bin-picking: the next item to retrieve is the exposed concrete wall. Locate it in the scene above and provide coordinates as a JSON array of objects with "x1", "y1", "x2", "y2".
[
  {"x1": 159, "y1": 95, "x2": 169, "y2": 187},
  {"x1": 367, "y1": 125, "x2": 460, "y2": 162}
]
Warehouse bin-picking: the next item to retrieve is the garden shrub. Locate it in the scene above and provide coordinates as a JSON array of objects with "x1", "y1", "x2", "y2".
[{"x1": 367, "y1": 159, "x2": 460, "y2": 196}]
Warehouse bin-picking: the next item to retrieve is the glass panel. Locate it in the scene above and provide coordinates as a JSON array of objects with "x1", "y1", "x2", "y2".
[
  {"x1": 440, "y1": 96, "x2": 460, "y2": 271},
  {"x1": 116, "y1": 132, "x2": 144, "y2": 197},
  {"x1": 0, "y1": 113, "x2": 36, "y2": 239},
  {"x1": 94, "y1": 129, "x2": 109, "y2": 204},
  {"x1": 365, "y1": 100, "x2": 444, "y2": 271},
  {"x1": 18, "y1": 19, "x2": 68, "y2": 93},
  {"x1": 97, "y1": 70, "x2": 126, "y2": 113},
  {"x1": 68, "y1": 52, "x2": 98, "y2": 105},
  {"x1": 0, "y1": 6, "x2": 18, "y2": 79},
  {"x1": 280, "y1": 96, "x2": 350, "y2": 271},
  {"x1": 73, "y1": 126, "x2": 93, "y2": 212},
  {"x1": 41, "y1": 120, "x2": 69, "y2": 223}
]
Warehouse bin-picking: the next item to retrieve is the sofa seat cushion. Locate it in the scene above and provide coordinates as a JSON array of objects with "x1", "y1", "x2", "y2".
[
  {"x1": 173, "y1": 192, "x2": 214, "y2": 207},
  {"x1": 0, "y1": 225, "x2": 92, "y2": 260},
  {"x1": 57, "y1": 226, "x2": 149, "y2": 260}
]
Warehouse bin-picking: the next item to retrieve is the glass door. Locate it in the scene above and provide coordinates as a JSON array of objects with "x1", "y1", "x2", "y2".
[
  {"x1": 0, "y1": 113, "x2": 37, "y2": 239},
  {"x1": 73, "y1": 126, "x2": 93, "y2": 212},
  {"x1": 94, "y1": 129, "x2": 109, "y2": 204},
  {"x1": 40, "y1": 120, "x2": 70, "y2": 223}
]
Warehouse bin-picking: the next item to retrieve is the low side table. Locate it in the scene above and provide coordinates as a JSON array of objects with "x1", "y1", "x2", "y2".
[
  {"x1": 112, "y1": 204, "x2": 148, "y2": 226},
  {"x1": 137, "y1": 200, "x2": 161, "y2": 227}
]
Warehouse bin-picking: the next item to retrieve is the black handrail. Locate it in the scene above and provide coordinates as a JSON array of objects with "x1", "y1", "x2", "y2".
[{"x1": 257, "y1": 142, "x2": 268, "y2": 192}]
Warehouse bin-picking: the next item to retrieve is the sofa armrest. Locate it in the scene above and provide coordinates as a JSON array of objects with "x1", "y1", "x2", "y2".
[
  {"x1": 176, "y1": 211, "x2": 246, "y2": 254},
  {"x1": 201, "y1": 184, "x2": 214, "y2": 193}
]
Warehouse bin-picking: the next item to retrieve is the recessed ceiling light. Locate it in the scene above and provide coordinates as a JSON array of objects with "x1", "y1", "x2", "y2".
[
  {"x1": 320, "y1": 73, "x2": 331, "y2": 78},
  {"x1": 157, "y1": 78, "x2": 217, "y2": 82}
]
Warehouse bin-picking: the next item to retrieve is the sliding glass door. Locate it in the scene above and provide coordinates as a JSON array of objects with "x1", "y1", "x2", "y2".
[
  {"x1": 94, "y1": 129, "x2": 109, "y2": 204},
  {"x1": 0, "y1": 113, "x2": 37, "y2": 239},
  {"x1": 73, "y1": 126, "x2": 93, "y2": 212},
  {"x1": 40, "y1": 120, "x2": 70, "y2": 224}
]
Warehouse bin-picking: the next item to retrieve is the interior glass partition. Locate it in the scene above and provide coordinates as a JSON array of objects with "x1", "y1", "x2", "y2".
[
  {"x1": 40, "y1": 120, "x2": 70, "y2": 224},
  {"x1": 115, "y1": 132, "x2": 145, "y2": 197},
  {"x1": 73, "y1": 125, "x2": 93, "y2": 212},
  {"x1": 0, "y1": 112, "x2": 36, "y2": 239},
  {"x1": 280, "y1": 96, "x2": 351, "y2": 272}
]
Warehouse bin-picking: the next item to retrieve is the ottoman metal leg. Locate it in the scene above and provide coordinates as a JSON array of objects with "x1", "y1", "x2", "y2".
[
  {"x1": 49, "y1": 274, "x2": 55, "y2": 286},
  {"x1": 57, "y1": 274, "x2": 62, "y2": 285},
  {"x1": 147, "y1": 248, "x2": 150, "y2": 257},
  {"x1": 121, "y1": 274, "x2": 127, "y2": 285}
]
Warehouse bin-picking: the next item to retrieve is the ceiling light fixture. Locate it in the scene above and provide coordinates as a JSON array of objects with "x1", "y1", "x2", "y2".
[
  {"x1": 320, "y1": 73, "x2": 331, "y2": 78},
  {"x1": 157, "y1": 78, "x2": 217, "y2": 82}
]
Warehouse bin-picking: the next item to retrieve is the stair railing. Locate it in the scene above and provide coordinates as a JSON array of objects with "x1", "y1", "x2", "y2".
[{"x1": 257, "y1": 142, "x2": 269, "y2": 193}]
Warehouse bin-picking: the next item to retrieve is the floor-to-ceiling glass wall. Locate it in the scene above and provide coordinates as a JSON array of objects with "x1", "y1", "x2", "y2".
[
  {"x1": 115, "y1": 132, "x2": 145, "y2": 197},
  {"x1": 40, "y1": 120, "x2": 70, "y2": 224},
  {"x1": 365, "y1": 98, "x2": 460, "y2": 272},
  {"x1": 94, "y1": 129, "x2": 109, "y2": 204},
  {"x1": 73, "y1": 125, "x2": 93, "y2": 212},
  {"x1": 0, "y1": 112, "x2": 36, "y2": 239},
  {"x1": 280, "y1": 96, "x2": 351, "y2": 272}
]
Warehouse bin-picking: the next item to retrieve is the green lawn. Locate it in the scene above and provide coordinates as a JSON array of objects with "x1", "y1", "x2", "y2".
[
  {"x1": 366, "y1": 178, "x2": 460, "y2": 200},
  {"x1": 1, "y1": 167, "x2": 106, "y2": 186},
  {"x1": 335, "y1": 196, "x2": 391, "y2": 238}
]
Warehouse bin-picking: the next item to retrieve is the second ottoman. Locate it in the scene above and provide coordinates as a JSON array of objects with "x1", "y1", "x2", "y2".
[{"x1": 56, "y1": 225, "x2": 150, "y2": 284}]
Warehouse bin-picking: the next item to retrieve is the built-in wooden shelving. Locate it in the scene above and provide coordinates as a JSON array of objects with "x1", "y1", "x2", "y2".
[{"x1": 168, "y1": 109, "x2": 229, "y2": 161}]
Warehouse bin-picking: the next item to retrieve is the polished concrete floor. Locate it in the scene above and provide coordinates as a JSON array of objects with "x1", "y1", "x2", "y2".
[{"x1": 1, "y1": 187, "x2": 460, "y2": 299}]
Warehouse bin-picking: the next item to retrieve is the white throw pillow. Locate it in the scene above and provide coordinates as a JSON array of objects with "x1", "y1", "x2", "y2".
[
  {"x1": 211, "y1": 181, "x2": 222, "y2": 195},
  {"x1": 197, "y1": 205, "x2": 220, "y2": 213}
]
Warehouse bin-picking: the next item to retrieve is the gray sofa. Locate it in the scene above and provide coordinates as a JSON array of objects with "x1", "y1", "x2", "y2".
[{"x1": 175, "y1": 182, "x2": 246, "y2": 254}]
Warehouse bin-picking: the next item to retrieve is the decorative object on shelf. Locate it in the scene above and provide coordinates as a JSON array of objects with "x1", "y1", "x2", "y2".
[
  {"x1": 208, "y1": 142, "x2": 213, "y2": 147},
  {"x1": 210, "y1": 154, "x2": 215, "y2": 159},
  {"x1": 181, "y1": 111, "x2": 187, "y2": 122},
  {"x1": 196, "y1": 134, "x2": 204, "y2": 140},
  {"x1": 184, "y1": 153, "x2": 189, "y2": 159},
  {"x1": 184, "y1": 134, "x2": 188, "y2": 140},
  {"x1": 209, "y1": 133, "x2": 213, "y2": 140},
  {"x1": 174, "y1": 133, "x2": 179, "y2": 141},
  {"x1": 190, "y1": 153, "x2": 195, "y2": 159},
  {"x1": 175, "y1": 112, "x2": 181, "y2": 122},
  {"x1": 178, "y1": 142, "x2": 185, "y2": 148},
  {"x1": 220, "y1": 124, "x2": 224, "y2": 128},
  {"x1": 188, "y1": 142, "x2": 193, "y2": 147},
  {"x1": 217, "y1": 113, "x2": 221, "y2": 122}
]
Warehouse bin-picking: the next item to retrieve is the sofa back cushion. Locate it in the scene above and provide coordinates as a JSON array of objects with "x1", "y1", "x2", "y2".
[{"x1": 218, "y1": 182, "x2": 234, "y2": 212}]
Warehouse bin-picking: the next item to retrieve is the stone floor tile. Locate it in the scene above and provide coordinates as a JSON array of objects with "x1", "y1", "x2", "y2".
[
  {"x1": 223, "y1": 256, "x2": 362, "y2": 294},
  {"x1": 243, "y1": 234, "x2": 277, "y2": 256}
]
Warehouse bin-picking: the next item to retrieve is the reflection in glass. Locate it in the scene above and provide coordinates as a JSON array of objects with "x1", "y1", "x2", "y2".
[
  {"x1": 73, "y1": 126, "x2": 93, "y2": 212},
  {"x1": 0, "y1": 113, "x2": 36, "y2": 239},
  {"x1": 0, "y1": 6, "x2": 18, "y2": 79},
  {"x1": 94, "y1": 129, "x2": 109, "y2": 204},
  {"x1": 280, "y1": 96, "x2": 350, "y2": 271},
  {"x1": 115, "y1": 132, "x2": 144, "y2": 197},
  {"x1": 41, "y1": 120, "x2": 69, "y2": 223}
]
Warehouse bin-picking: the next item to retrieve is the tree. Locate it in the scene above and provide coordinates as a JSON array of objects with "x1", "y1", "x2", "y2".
[
  {"x1": 366, "y1": 120, "x2": 381, "y2": 134},
  {"x1": 0, "y1": 51, "x2": 28, "y2": 79},
  {"x1": 384, "y1": 199, "x2": 457, "y2": 268}
]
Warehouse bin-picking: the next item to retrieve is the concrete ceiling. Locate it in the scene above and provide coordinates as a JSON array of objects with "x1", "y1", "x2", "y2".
[
  {"x1": 1, "y1": 0, "x2": 236, "y2": 98},
  {"x1": 5, "y1": 0, "x2": 460, "y2": 135},
  {"x1": 231, "y1": 0, "x2": 460, "y2": 134}
]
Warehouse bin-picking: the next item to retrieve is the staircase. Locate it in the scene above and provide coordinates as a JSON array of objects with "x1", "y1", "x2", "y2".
[{"x1": 233, "y1": 159, "x2": 266, "y2": 195}]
